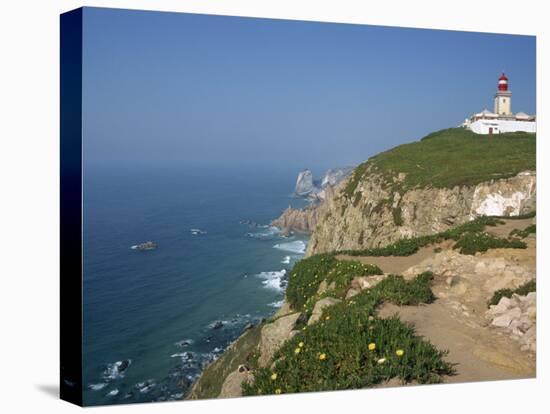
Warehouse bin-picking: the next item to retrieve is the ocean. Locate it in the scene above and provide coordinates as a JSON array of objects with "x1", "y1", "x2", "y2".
[{"x1": 82, "y1": 164, "x2": 310, "y2": 405}]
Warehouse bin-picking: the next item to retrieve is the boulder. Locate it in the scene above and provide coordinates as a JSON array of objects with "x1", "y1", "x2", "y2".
[
  {"x1": 308, "y1": 297, "x2": 341, "y2": 325},
  {"x1": 345, "y1": 288, "x2": 360, "y2": 299},
  {"x1": 219, "y1": 369, "x2": 254, "y2": 398},
  {"x1": 258, "y1": 312, "x2": 301, "y2": 367},
  {"x1": 491, "y1": 307, "x2": 521, "y2": 328},
  {"x1": 351, "y1": 274, "x2": 387, "y2": 290}
]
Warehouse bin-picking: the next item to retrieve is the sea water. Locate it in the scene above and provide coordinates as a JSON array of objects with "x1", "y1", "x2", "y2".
[{"x1": 82, "y1": 164, "x2": 310, "y2": 405}]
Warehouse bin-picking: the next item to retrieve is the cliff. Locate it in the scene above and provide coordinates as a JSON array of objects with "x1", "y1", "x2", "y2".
[
  {"x1": 187, "y1": 128, "x2": 536, "y2": 399},
  {"x1": 273, "y1": 167, "x2": 354, "y2": 233},
  {"x1": 293, "y1": 167, "x2": 354, "y2": 200},
  {"x1": 270, "y1": 204, "x2": 319, "y2": 234},
  {"x1": 307, "y1": 129, "x2": 536, "y2": 256}
]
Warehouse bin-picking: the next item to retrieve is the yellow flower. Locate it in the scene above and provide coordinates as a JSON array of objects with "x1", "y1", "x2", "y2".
[
  {"x1": 271, "y1": 373, "x2": 277, "y2": 380},
  {"x1": 325, "y1": 315, "x2": 331, "y2": 320},
  {"x1": 368, "y1": 343, "x2": 376, "y2": 351},
  {"x1": 298, "y1": 342, "x2": 304, "y2": 348},
  {"x1": 377, "y1": 358, "x2": 386, "y2": 364},
  {"x1": 396, "y1": 349, "x2": 404, "y2": 357},
  {"x1": 294, "y1": 347, "x2": 301, "y2": 354},
  {"x1": 275, "y1": 388, "x2": 282, "y2": 394},
  {"x1": 319, "y1": 353, "x2": 327, "y2": 360}
]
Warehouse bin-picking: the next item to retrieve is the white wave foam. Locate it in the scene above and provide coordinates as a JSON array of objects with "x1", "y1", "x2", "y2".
[
  {"x1": 175, "y1": 339, "x2": 194, "y2": 348},
  {"x1": 281, "y1": 256, "x2": 291, "y2": 264},
  {"x1": 273, "y1": 240, "x2": 306, "y2": 254},
  {"x1": 257, "y1": 270, "x2": 287, "y2": 292},
  {"x1": 103, "y1": 360, "x2": 131, "y2": 380},
  {"x1": 247, "y1": 226, "x2": 281, "y2": 239},
  {"x1": 268, "y1": 300, "x2": 285, "y2": 308},
  {"x1": 106, "y1": 389, "x2": 119, "y2": 397},
  {"x1": 135, "y1": 380, "x2": 156, "y2": 394},
  {"x1": 88, "y1": 383, "x2": 107, "y2": 391}
]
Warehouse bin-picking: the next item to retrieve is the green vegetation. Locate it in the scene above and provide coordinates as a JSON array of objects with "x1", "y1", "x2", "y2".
[
  {"x1": 369, "y1": 128, "x2": 535, "y2": 191},
  {"x1": 392, "y1": 206, "x2": 404, "y2": 226},
  {"x1": 510, "y1": 224, "x2": 536, "y2": 239},
  {"x1": 242, "y1": 272, "x2": 454, "y2": 396},
  {"x1": 453, "y1": 232, "x2": 526, "y2": 255},
  {"x1": 338, "y1": 216, "x2": 515, "y2": 257},
  {"x1": 285, "y1": 255, "x2": 382, "y2": 310},
  {"x1": 344, "y1": 162, "x2": 369, "y2": 197},
  {"x1": 188, "y1": 324, "x2": 263, "y2": 399},
  {"x1": 491, "y1": 211, "x2": 536, "y2": 220},
  {"x1": 488, "y1": 279, "x2": 536, "y2": 307}
]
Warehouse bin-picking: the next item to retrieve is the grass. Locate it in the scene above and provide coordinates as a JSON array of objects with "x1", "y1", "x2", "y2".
[
  {"x1": 510, "y1": 224, "x2": 536, "y2": 239},
  {"x1": 367, "y1": 128, "x2": 535, "y2": 191},
  {"x1": 242, "y1": 272, "x2": 454, "y2": 396},
  {"x1": 285, "y1": 254, "x2": 383, "y2": 310},
  {"x1": 488, "y1": 279, "x2": 536, "y2": 307},
  {"x1": 337, "y1": 216, "x2": 519, "y2": 257}
]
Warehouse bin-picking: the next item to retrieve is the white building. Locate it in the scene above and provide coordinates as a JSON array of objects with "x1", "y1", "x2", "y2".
[{"x1": 462, "y1": 73, "x2": 536, "y2": 135}]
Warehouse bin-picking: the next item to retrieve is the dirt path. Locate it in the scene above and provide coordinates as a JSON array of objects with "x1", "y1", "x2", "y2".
[
  {"x1": 486, "y1": 217, "x2": 534, "y2": 238},
  {"x1": 336, "y1": 241, "x2": 453, "y2": 274},
  {"x1": 341, "y1": 216, "x2": 536, "y2": 383},
  {"x1": 378, "y1": 301, "x2": 535, "y2": 383}
]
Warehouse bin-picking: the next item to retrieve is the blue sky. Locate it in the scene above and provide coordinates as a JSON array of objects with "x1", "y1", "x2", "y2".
[{"x1": 82, "y1": 7, "x2": 536, "y2": 170}]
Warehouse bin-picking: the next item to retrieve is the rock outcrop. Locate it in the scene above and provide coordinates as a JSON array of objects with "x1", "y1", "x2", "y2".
[
  {"x1": 294, "y1": 167, "x2": 354, "y2": 200},
  {"x1": 294, "y1": 169, "x2": 315, "y2": 196},
  {"x1": 270, "y1": 205, "x2": 319, "y2": 234},
  {"x1": 307, "y1": 169, "x2": 536, "y2": 256},
  {"x1": 486, "y1": 293, "x2": 536, "y2": 353},
  {"x1": 307, "y1": 297, "x2": 341, "y2": 325},
  {"x1": 258, "y1": 312, "x2": 301, "y2": 367}
]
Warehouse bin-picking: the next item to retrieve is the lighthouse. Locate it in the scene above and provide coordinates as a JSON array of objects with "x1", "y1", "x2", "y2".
[
  {"x1": 494, "y1": 73, "x2": 512, "y2": 116},
  {"x1": 461, "y1": 72, "x2": 535, "y2": 134}
]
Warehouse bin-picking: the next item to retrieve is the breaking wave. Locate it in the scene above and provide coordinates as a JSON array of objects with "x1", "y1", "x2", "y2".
[
  {"x1": 257, "y1": 270, "x2": 287, "y2": 292},
  {"x1": 273, "y1": 240, "x2": 307, "y2": 254}
]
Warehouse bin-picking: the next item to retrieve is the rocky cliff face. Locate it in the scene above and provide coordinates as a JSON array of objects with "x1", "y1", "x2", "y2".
[
  {"x1": 307, "y1": 168, "x2": 536, "y2": 256},
  {"x1": 270, "y1": 205, "x2": 319, "y2": 233},
  {"x1": 294, "y1": 169, "x2": 315, "y2": 196},
  {"x1": 294, "y1": 167, "x2": 354, "y2": 199}
]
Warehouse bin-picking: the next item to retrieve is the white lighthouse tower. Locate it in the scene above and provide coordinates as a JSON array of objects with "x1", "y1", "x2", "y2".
[
  {"x1": 462, "y1": 72, "x2": 536, "y2": 134},
  {"x1": 494, "y1": 73, "x2": 512, "y2": 116}
]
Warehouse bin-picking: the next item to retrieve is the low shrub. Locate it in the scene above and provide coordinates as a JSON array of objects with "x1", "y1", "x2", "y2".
[
  {"x1": 242, "y1": 272, "x2": 453, "y2": 396},
  {"x1": 510, "y1": 224, "x2": 536, "y2": 239},
  {"x1": 337, "y1": 216, "x2": 521, "y2": 258},
  {"x1": 488, "y1": 279, "x2": 536, "y2": 307},
  {"x1": 285, "y1": 255, "x2": 382, "y2": 310},
  {"x1": 453, "y1": 232, "x2": 526, "y2": 255}
]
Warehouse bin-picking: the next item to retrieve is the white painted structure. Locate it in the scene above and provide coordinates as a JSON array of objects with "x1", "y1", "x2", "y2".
[
  {"x1": 469, "y1": 118, "x2": 537, "y2": 135},
  {"x1": 462, "y1": 73, "x2": 536, "y2": 135}
]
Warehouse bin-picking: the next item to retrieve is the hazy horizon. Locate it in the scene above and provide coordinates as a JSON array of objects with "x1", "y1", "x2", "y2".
[{"x1": 82, "y1": 7, "x2": 536, "y2": 170}]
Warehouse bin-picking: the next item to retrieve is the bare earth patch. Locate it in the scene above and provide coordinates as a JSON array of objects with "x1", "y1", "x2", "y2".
[
  {"x1": 378, "y1": 301, "x2": 534, "y2": 383},
  {"x1": 375, "y1": 218, "x2": 536, "y2": 383},
  {"x1": 336, "y1": 241, "x2": 453, "y2": 275}
]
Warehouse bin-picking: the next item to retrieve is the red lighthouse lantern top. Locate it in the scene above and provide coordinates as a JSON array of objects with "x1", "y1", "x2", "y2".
[{"x1": 498, "y1": 73, "x2": 509, "y2": 91}]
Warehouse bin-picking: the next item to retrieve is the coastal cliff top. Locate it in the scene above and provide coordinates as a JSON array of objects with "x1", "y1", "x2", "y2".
[{"x1": 345, "y1": 128, "x2": 536, "y2": 196}]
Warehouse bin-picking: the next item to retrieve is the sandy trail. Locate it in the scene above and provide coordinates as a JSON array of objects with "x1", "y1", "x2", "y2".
[
  {"x1": 344, "y1": 217, "x2": 536, "y2": 383},
  {"x1": 336, "y1": 241, "x2": 453, "y2": 274},
  {"x1": 378, "y1": 301, "x2": 535, "y2": 383}
]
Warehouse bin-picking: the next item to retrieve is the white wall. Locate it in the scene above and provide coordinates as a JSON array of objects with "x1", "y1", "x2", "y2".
[{"x1": 470, "y1": 119, "x2": 537, "y2": 134}]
